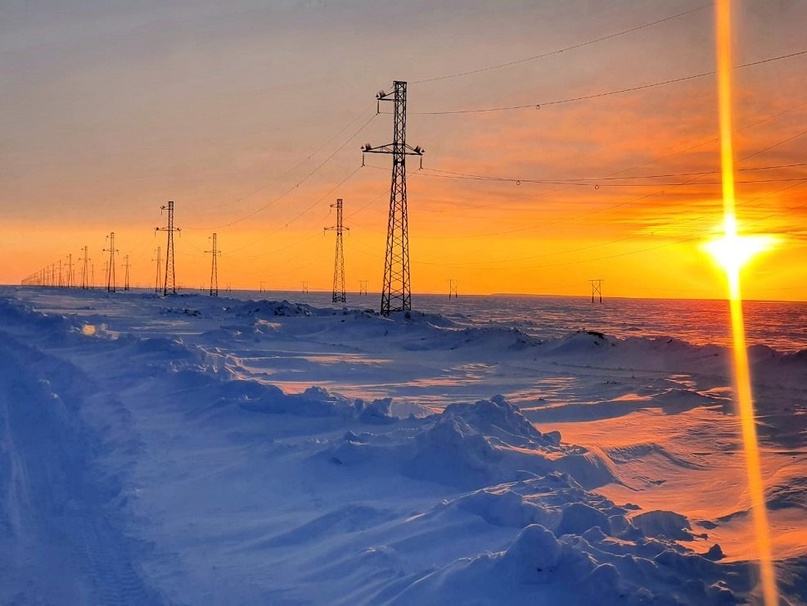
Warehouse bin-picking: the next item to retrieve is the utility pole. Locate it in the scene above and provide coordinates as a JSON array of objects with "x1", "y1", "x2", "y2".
[
  {"x1": 123, "y1": 255, "x2": 131, "y2": 291},
  {"x1": 104, "y1": 232, "x2": 118, "y2": 293},
  {"x1": 205, "y1": 232, "x2": 221, "y2": 296},
  {"x1": 589, "y1": 279, "x2": 604, "y2": 304},
  {"x1": 448, "y1": 279, "x2": 458, "y2": 300},
  {"x1": 153, "y1": 247, "x2": 162, "y2": 294},
  {"x1": 324, "y1": 199, "x2": 349, "y2": 303},
  {"x1": 156, "y1": 201, "x2": 180, "y2": 295},
  {"x1": 362, "y1": 81, "x2": 424, "y2": 315}
]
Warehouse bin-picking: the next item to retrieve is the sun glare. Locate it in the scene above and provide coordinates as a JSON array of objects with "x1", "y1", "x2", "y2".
[
  {"x1": 703, "y1": 222, "x2": 777, "y2": 277},
  {"x1": 710, "y1": 1, "x2": 779, "y2": 604}
]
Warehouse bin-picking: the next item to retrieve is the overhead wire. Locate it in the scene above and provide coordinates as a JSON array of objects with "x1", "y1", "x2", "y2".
[
  {"x1": 411, "y1": 3, "x2": 711, "y2": 85},
  {"x1": 415, "y1": 178, "x2": 807, "y2": 271},
  {"x1": 412, "y1": 49, "x2": 807, "y2": 115},
  {"x1": 184, "y1": 111, "x2": 378, "y2": 231},
  {"x1": 410, "y1": 123, "x2": 807, "y2": 268}
]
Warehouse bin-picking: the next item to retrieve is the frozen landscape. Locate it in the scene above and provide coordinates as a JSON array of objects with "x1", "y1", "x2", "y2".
[{"x1": 1, "y1": 287, "x2": 806, "y2": 605}]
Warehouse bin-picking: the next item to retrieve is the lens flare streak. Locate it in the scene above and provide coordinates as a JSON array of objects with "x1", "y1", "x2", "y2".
[{"x1": 712, "y1": 2, "x2": 778, "y2": 604}]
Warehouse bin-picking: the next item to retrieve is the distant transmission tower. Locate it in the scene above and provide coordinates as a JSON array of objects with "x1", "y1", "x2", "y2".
[
  {"x1": 324, "y1": 199, "x2": 349, "y2": 303},
  {"x1": 123, "y1": 255, "x2": 131, "y2": 291},
  {"x1": 205, "y1": 233, "x2": 221, "y2": 296},
  {"x1": 448, "y1": 279, "x2": 458, "y2": 300},
  {"x1": 153, "y1": 247, "x2": 162, "y2": 293},
  {"x1": 362, "y1": 81, "x2": 424, "y2": 315},
  {"x1": 104, "y1": 232, "x2": 118, "y2": 293},
  {"x1": 359, "y1": 280, "x2": 368, "y2": 296},
  {"x1": 589, "y1": 279, "x2": 604, "y2": 304},
  {"x1": 302, "y1": 281, "x2": 309, "y2": 294},
  {"x1": 80, "y1": 247, "x2": 89, "y2": 289},
  {"x1": 65, "y1": 254, "x2": 73, "y2": 288},
  {"x1": 156, "y1": 201, "x2": 180, "y2": 295}
]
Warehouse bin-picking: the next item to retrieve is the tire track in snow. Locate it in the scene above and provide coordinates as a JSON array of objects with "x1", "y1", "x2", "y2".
[{"x1": 0, "y1": 330, "x2": 162, "y2": 605}]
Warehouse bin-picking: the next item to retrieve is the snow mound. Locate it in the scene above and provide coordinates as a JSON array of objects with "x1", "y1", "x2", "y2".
[
  {"x1": 324, "y1": 396, "x2": 615, "y2": 490},
  {"x1": 387, "y1": 520, "x2": 751, "y2": 605}
]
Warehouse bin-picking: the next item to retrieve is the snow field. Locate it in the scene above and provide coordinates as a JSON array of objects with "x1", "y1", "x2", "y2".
[{"x1": 0, "y1": 288, "x2": 805, "y2": 604}]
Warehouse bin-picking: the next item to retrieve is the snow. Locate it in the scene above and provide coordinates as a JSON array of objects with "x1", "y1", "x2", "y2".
[{"x1": 0, "y1": 287, "x2": 805, "y2": 605}]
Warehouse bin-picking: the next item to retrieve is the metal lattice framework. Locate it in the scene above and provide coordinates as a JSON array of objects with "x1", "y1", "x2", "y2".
[
  {"x1": 325, "y1": 199, "x2": 349, "y2": 303},
  {"x1": 103, "y1": 232, "x2": 117, "y2": 293},
  {"x1": 153, "y1": 246, "x2": 162, "y2": 293},
  {"x1": 206, "y1": 232, "x2": 221, "y2": 297},
  {"x1": 123, "y1": 254, "x2": 130, "y2": 291},
  {"x1": 362, "y1": 81, "x2": 424, "y2": 315},
  {"x1": 80, "y1": 246, "x2": 90, "y2": 290},
  {"x1": 156, "y1": 201, "x2": 180, "y2": 296}
]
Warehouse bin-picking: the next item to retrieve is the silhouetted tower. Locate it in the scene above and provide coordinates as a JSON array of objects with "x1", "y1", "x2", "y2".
[
  {"x1": 156, "y1": 201, "x2": 180, "y2": 295},
  {"x1": 65, "y1": 254, "x2": 73, "y2": 288},
  {"x1": 448, "y1": 279, "x2": 458, "y2": 300},
  {"x1": 206, "y1": 233, "x2": 221, "y2": 297},
  {"x1": 302, "y1": 281, "x2": 309, "y2": 294},
  {"x1": 362, "y1": 81, "x2": 424, "y2": 315},
  {"x1": 589, "y1": 279, "x2": 603, "y2": 304},
  {"x1": 104, "y1": 232, "x2": 118, "y2": 293},
  {"x1": 359, "y1": 280, "x2": 368, "y2": 296},
  {"x1": 123, "y1": 255, "x2": 131, "y2": 291},
  {"x1": 324, "y1": 199, "x2": 349, "y2": 303},
  {"x1": 80, "y1": 246, "x2": 90, "y2": 290},
  {"x1": 153, "y1": 247, "x2": 162, "y2": 294}
]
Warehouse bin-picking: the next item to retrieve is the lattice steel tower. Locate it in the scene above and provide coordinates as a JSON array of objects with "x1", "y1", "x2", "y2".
[
  {"x1": 104, "y1": 232, "x2": 117, "y2": 293},
  {"x1": 153, "y1": 247, "x2": 162, "y2": 293},
  {"x1": 80, "y1": 246, "x2": 89, "y2": 290},
  {"x1": 324, "y1": 199, "x2": 349, "y2": 303},
  {"x1": 123, "y1": 254, "x2": 130, "y2": 291},
  {"x1": 156, "y1": 201, "x2": 180, "y2": 295},
  {"x1": 362, "y1": 81, "x2": 424, "y2": 315},
  {"x1": 206, "y1": 233, "x2": 220, "y2": 297}
]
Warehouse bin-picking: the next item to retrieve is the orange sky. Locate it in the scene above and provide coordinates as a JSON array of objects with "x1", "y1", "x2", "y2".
[{"x1": 2, "y1": 1, "x2": 806, "y2": 300}]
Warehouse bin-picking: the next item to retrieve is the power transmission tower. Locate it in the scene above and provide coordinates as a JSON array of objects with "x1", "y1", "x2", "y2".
[
  {"x1": 302, "y1": 281, "x2": 309, "y2": 294},
  {"x1": 123, "y1": 255, "x2": 131, "y2": 291},
  {"x1": 362, "y1": 80, "x2": 424, "y2": 315},
  {"x1": 152, "y1": 247, "x2": 162, "y2": 293},
  {"x1": 324, "y1": 199, "x2": 349, "y2": 303},
  {"x1": 80, "y1": 247, "x2": 89, "y2": 289},
  {"x1": 205, "y1": 233, "x2": 221, "y2": 297},
  {"x1": 589, "y1": 279, "x2": 604, "y2": 303},
  {"x1": 156, "y1": 201, "x2": 180, "y2": 295},
  {"x1": 104, "y1": 232, "x2": 118, "y2": 293},
  {"x1": 58, "y1": 259, "x2": 63, "y2": 287},
  {"x1": 65, "y1": 254, "x2": 73, "y2": 288},
  {"x1": 359, "y1": 280, "x2": 368, "y2": 296},
  {"x1": 448, "y1": 279, "x2": 458, "y2": 299}
]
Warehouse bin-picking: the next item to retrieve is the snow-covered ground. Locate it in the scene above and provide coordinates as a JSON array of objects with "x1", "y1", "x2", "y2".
[{"x1": 1, "y1": 287, "x2": 805, "y2": 605}]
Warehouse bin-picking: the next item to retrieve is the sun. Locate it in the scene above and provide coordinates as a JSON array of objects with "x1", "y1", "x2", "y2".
[{"x1": 702, "y1": 216, "x2": 777, "y2": 278}]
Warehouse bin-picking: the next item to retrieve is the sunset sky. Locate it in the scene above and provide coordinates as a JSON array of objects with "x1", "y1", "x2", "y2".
[{"x1": 2, "y1": 0, "x2": 806, "y2": 300}]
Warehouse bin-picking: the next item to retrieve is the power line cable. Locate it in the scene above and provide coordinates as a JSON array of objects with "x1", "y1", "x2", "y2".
[
  {"x1": 413, "y1": 49, "x2": 807, "y2": 115},
  {"x1": 225, "y1": 164, "x2": 365, "y2": 256},
  {"x1": 412, "y1": 3, "x2": 711, "y2": 85},
  {"x1": 185, "y1": 112, "x2": 378, "y2": 231}
]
